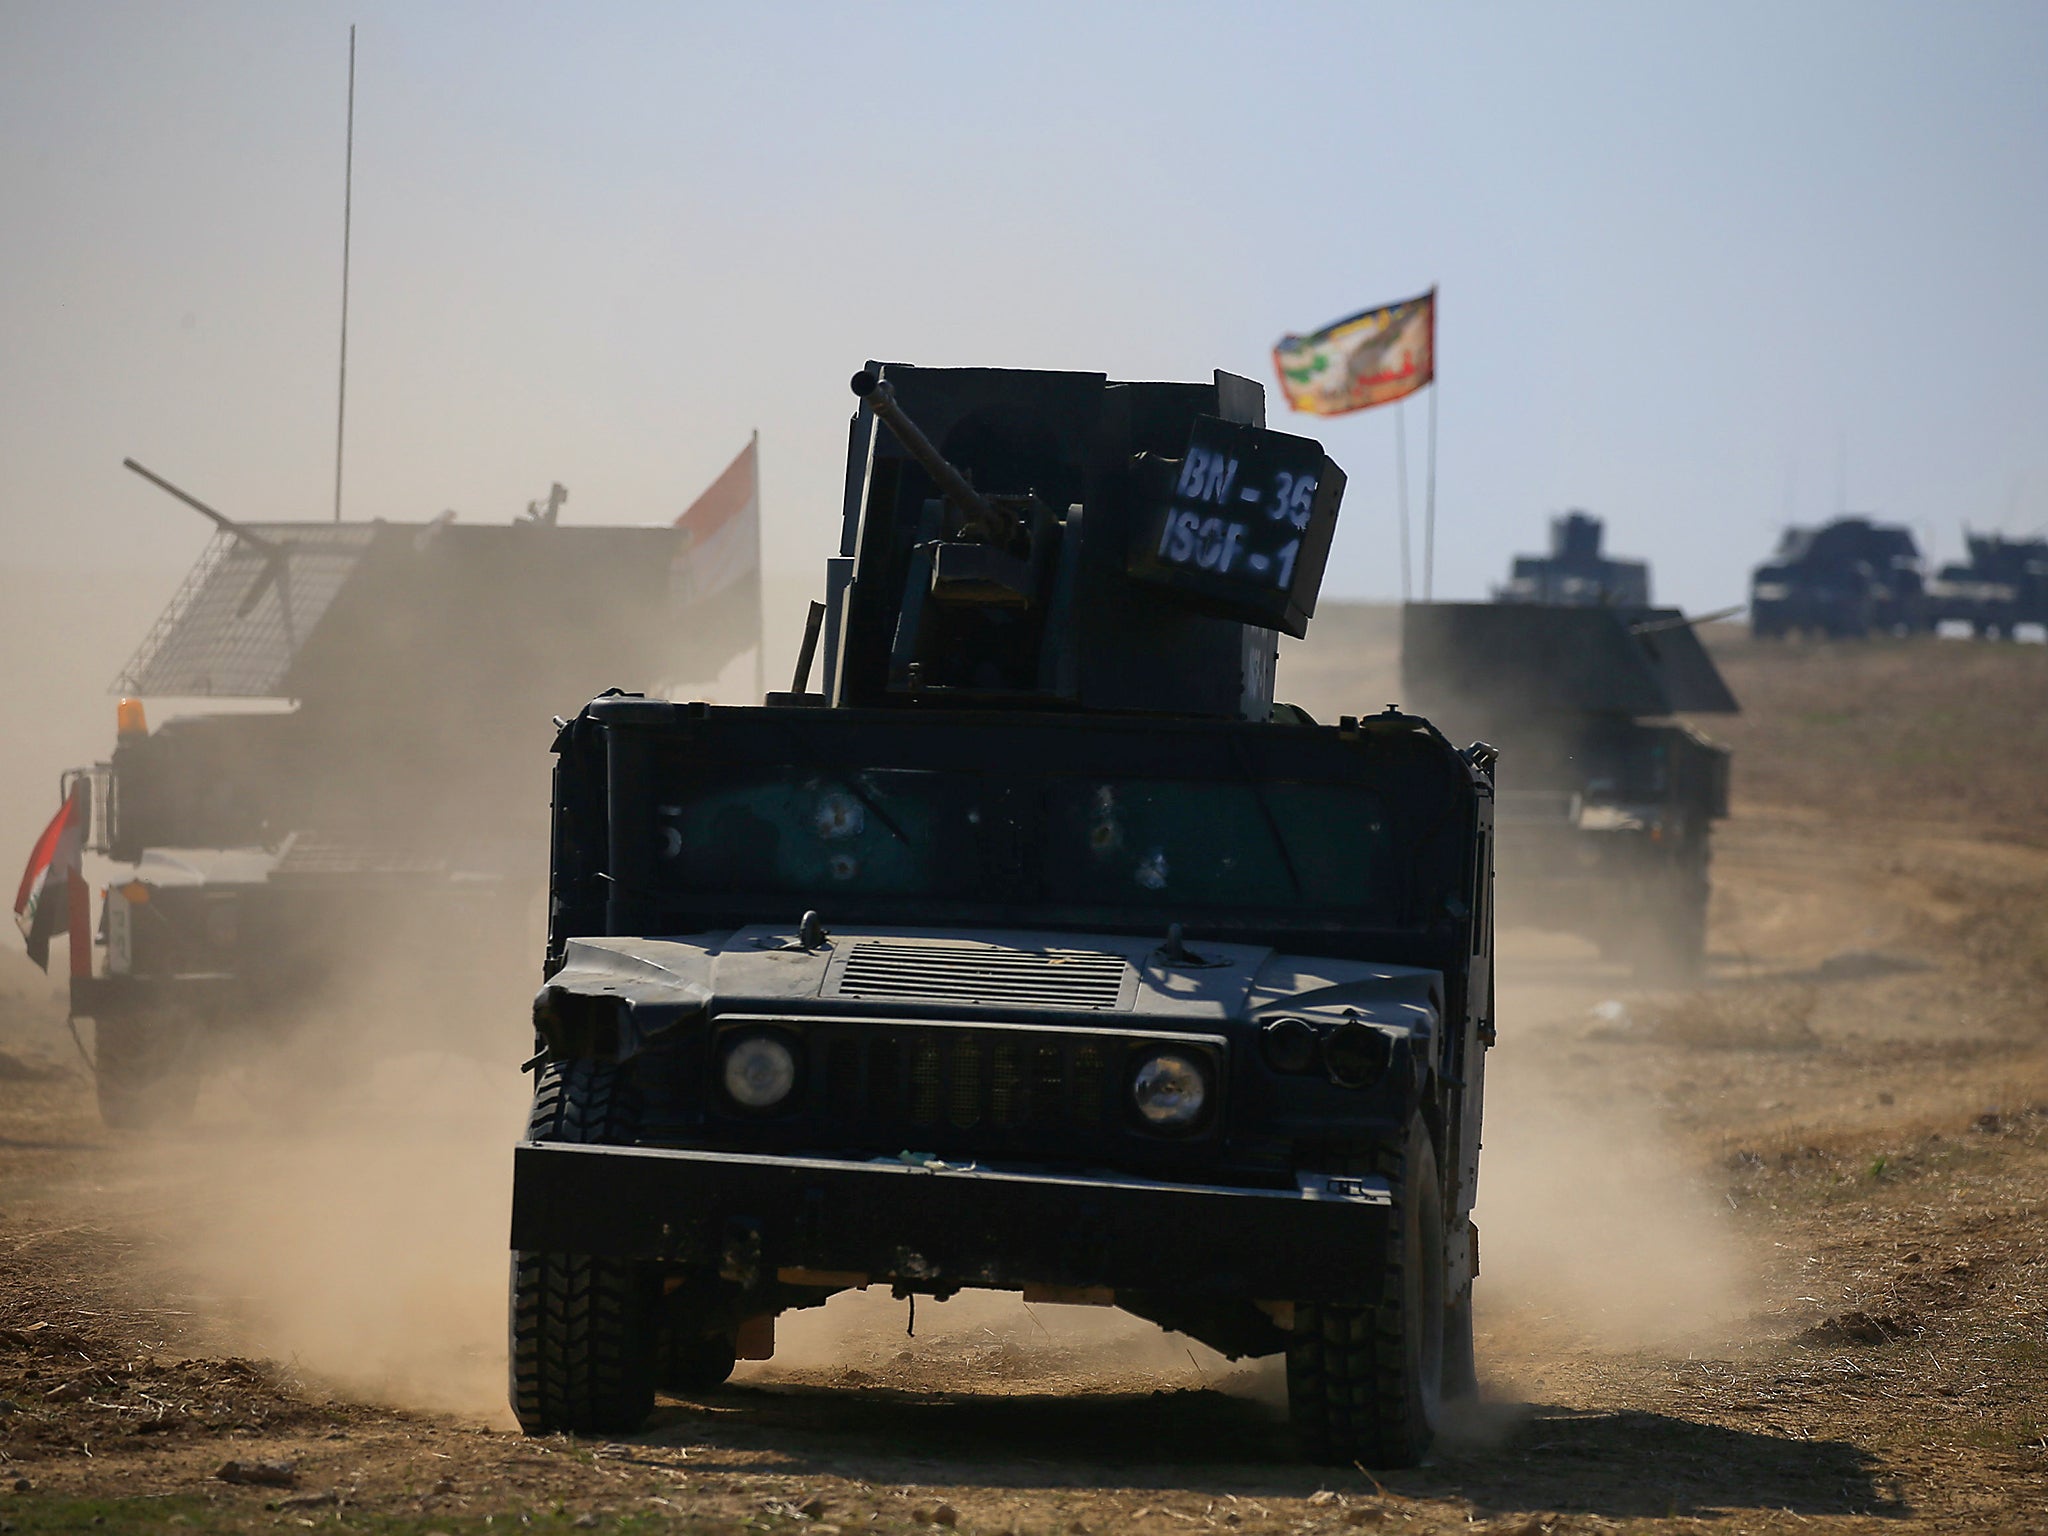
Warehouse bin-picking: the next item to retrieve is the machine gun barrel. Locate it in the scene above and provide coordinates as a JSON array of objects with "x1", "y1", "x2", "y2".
[
  {"x1": 1627, "y1": 603, "x2": 1746, "y2": 637},
  {"x1": 851, "y1": 371, "x2": 1016, "y2": 540},
  {"x1": 122, "y1": 458, "x2": 283, "y2": 558}
]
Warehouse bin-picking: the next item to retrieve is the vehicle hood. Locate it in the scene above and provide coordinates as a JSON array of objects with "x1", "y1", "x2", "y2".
[{"x1": 551, "y1": 924, "x2": 1439, "y2": 1035}]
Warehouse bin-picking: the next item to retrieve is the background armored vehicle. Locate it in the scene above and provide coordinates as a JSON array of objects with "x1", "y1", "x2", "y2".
[
  {"x1": 1493, "y1": 510, "x2": 1651, "y2": 607},
  {"x1": 1749, "y1": 516, "x2": 1925, "y2": 638},
  {"x1": 1403, "y1": 602, "x2": 1734, "y2": 981},
  {"x1": 510, "y1": 363, "x2": 1497, "y2": 1468},
  {"x1": 1923, "y1": 531, "x2": 2048, "y2": 639},
  {"x1": 62, "y1": 476, "x2": 704, "y2": 1126}
]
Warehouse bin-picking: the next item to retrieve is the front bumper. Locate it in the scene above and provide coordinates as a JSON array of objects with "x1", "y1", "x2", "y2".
[{"x1": 510, "y1": 1142, "x2": 1392, "y2": 1303}]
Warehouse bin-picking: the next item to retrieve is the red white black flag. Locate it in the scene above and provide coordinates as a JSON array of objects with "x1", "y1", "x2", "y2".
[
  {"x1": 672, "y1": 435, "x2": 764, "y2": 677},
  {"x1": 13, "y1": 784, "x2": 84, "y2": 973}
]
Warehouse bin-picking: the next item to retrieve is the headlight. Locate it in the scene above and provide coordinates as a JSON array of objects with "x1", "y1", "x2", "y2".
[
  {"x1": 1261, "y1": 1016, "x2": 1320, "y2": 1074},
  {"x1": 722, "y1": 1034, "x2": 798, "y2": 1109},
  {"x1": 1131, "y1": 1050, "x2": 1208, "y2": 1130},
  {"x1": 1324, "y1": 1020, "x2": 1391, "y2": 1088}
]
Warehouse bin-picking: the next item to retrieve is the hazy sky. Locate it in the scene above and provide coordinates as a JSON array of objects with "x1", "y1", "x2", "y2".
[{"x1": 4, "y1": 1, "x2": 2044, "y2": 615}]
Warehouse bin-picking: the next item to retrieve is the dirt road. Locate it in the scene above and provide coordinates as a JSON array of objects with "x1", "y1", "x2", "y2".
[{"x1": 1, "y1": 632, "x2": 2044, "y2": 1533}]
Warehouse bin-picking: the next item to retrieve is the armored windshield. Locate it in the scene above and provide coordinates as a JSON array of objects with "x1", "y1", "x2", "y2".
[{"x1": 667, "y1": 765, "x2": 1393, "y2": 917}]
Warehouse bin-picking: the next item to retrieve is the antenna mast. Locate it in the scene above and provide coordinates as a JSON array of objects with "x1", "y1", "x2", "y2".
[{"x1": 333, "y1": 25, "x2": 356, "y2": 523}]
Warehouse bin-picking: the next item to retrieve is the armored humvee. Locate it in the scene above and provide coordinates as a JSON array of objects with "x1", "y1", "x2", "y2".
[
  {"x1": 1749, "y1": 517, "x2": 1925, "y2": 638},
  {"x1": 63, "y1": 479, "x2": 708, "y2": 1126},
  {"x1": 1924, "y1": 531, "x2": 2048, "y2": 639},
  {"x1": 509, "y1": 364, "x2": 1498, "y2": 1467},
  {"x1": 1493, "y1": 511, "x2": 1651, "y2": 608},
  {"x1": 1402, "y1": 603, "x2": 1735, "y2": 981}
]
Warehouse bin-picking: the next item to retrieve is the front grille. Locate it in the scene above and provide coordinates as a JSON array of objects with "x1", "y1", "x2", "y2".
[
  {"x1": 833, "y1": 939, "x2": 1130, "y2": 1011},
  {"x1": 819, "y1": 1025, "x2": 1115, "y2": 1135}
]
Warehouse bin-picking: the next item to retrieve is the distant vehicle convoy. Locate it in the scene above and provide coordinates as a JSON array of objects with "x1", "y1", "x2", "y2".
[{"x1": 1749, "y1": 516, "x2": 2045, "y2": 640}]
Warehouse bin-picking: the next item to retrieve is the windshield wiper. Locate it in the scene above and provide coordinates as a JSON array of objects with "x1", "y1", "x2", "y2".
[
  {"x1": 1228, "y1": 734, "x2": 1303, "y2": 901},
  {"x1": 774, "y1": 720, "x2": 913, "y2": 847}
]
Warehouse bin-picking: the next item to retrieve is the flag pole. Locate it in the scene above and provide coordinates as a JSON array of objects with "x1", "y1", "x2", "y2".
[
  {"x1": 1422, "y1": 380, "x2": 1438, "y2": 600},
  {"x1": 1394, "y1": 400, "x2": 1412, "y2": 603},
  {"x1": 332, "y1": 24, "x2": 356, "y2": 524},
  {"x1": 750, "y1": 429, "x2": 765, "y2": 704}
]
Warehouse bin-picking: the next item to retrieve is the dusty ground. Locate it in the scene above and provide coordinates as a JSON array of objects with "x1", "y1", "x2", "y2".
[{"x1": 1, "y1": 625, "x2": 2046, "y2": 1533}]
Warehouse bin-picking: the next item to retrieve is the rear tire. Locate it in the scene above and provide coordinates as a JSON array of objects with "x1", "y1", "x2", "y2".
[
  {"x1": 1287, "y1": 1118, "x2": 1449, "y2": 1468},
  {"x1": 510, "y1": 1060, "x2": 658, "y2": 1435},
  {"x1": 93, "y1": 1014, "x2": 199, "y2": 1130}
]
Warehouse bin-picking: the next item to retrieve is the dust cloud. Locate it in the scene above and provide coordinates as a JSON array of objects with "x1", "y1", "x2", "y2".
[
  {"x1": 117, "y1": 1039, "x2": 530, "y2": 1421},
  {"x1": 1474, "y1": 938, "x2": 1756, "y2": 1349}
]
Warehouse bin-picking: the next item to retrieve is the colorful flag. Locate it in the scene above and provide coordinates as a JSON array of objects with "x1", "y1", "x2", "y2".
[
  {"x1": 1273, "y1": 289, "x2": 1436, "y2": 416},
  {"x1": 672, "y1": 435, "x2": 764, "y2": 675},
  {"x1": 13, "y1": 784, "x2": 84, "y2": 973}
]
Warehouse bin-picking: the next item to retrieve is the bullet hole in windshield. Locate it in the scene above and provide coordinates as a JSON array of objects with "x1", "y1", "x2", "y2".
[
  {"x1": 813, "y1": 790, "x2": 864, "y2": 840},
  {"x1": 1089, "y1": 785, "x2": 1123, "y2": 854},
  {"x1": 829, "y1": 853, "x2": 859, "y2": 882},
  {"x1": 1136, "y1": 850, "x2": 1169, "y2": 890}
]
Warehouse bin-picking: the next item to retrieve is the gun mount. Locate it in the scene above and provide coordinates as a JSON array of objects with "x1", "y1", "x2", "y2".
[{"x1": 825, "y1": 362, "x2": 1345, "y2": 719}]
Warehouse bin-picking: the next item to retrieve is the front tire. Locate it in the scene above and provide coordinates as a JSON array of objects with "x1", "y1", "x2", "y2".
[
  {"x1": 1287, "y1": 1118, "x2": 1452, "y2": 1467},
  {"x1": 510, "y1": 1060, "x2": 658, "y2": 1435}
]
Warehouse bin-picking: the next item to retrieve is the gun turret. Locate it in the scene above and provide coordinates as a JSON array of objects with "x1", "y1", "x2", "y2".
[
  {"x1": 824, "y1": 361, "x2": 1346, "y2": 719},
  {"x1": 849, "y1": 370, "x2": 1054, "y2": 609},
  {"x1": 852, "y1": 371, "x2": 1010, "y2": 545},
  {"x1": 122, "y1": 457, "x2": 296, "y2": 628}
]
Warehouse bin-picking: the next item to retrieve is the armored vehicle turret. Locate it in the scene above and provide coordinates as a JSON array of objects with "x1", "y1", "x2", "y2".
[
  {"x1": 509, "y1": 363, "x2": 1497, "y2": 1468},
  {"x1": 1750, "y1": 516, "x2": 1925, "y2": 638},
  {"x1": 1494, "y1": 510, "x2": 1651, "y2": 607},
  {"x1": 1403, "y1": 601, "x2": 1735, "y2": 980},
  {"x1": 52, "y1": 466, "x2": 706, "y2": 1126}
]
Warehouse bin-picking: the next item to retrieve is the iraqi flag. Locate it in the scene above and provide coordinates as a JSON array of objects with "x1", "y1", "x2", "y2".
[
  {"x1": 672, "y1": 435, "x2": 763, "y2": 675},
  {"x1": 1274, "y1": 289, "x2": 1435, "y2": 415},
  {"x1": 13, "y1": 784, "x2": 85, "y2": 973}
]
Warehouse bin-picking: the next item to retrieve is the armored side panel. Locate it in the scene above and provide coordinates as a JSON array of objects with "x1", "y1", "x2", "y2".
[
  {"x1": 1401, "y1": 603, "x2": 1739, "y2": 722},
  {"x1": 833, "y1": 363, "x2": 1342, "y2": 720}
]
